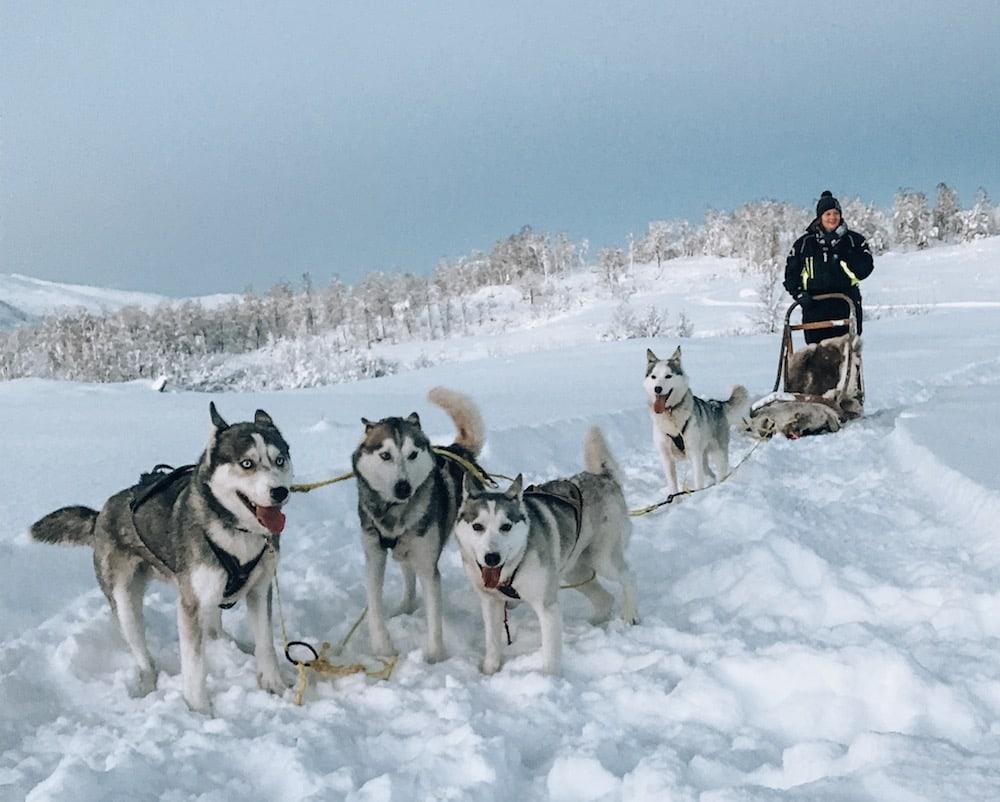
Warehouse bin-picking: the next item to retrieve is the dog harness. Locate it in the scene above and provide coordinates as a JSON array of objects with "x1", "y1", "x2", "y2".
[
  {"x1": 670, "y1": 417, "x2": 691, "y2": 453},
  {"x1": 204, "y1": 535, "x2": 268, "y2": 609},
  {"x1": 654, "y1": 389, "x2": 692, "y2": 453},
  {"x1": 128, "y1": 463, "x2": 195, "y2": 514}
]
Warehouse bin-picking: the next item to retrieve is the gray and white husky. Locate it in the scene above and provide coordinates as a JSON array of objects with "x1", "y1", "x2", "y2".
[
  {"x1": 30, "y1": 403, "x2": 292, "y2": 714},
  {"x1": 454, "y1": 427, "x2": 639, "y2": 675},
  {"x1": 645, "y1": 347, "x2": 749, "y2": 494},
  {"x1": 352, "y1": 386, "x2": 486, "y2": 662}
]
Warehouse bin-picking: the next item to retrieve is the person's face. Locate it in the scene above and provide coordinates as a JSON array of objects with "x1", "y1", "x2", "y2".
[{"x1": 820, "y1": 209, "x2": 842, "y2": 232}]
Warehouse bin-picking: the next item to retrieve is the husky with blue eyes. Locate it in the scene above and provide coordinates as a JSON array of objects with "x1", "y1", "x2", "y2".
[
  {"x1": 645, "y1": 346, "x2": 749, "y2": 494},
  {"x1": 30, "y1": 403, "x2": 293, "y2": 714},
  {"x1": 454, "y1": 427, "x2": 639, "y2": 676},
  {"x1": 352, "y1": 387, "x2": 486, "y2": 663}
]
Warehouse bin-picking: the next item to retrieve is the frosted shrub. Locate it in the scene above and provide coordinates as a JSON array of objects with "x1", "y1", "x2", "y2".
[
  {"x1": 674, "y1": 311, "x2": 694, "y2": 338},
  {"x1": 409, "y1": 353, "x2": 438, "y2": 370},
  {"x1": 601, "y1": 302, "x2": 637, "y2": 340},
  {"x1": 601, "y1": 303, "x2": 670, "y2": 340}
]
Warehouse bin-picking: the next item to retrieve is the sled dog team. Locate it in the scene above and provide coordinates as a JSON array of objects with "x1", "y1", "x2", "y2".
[{"x1": 30, "y1": 347, "x2": 746, "y2": 712}]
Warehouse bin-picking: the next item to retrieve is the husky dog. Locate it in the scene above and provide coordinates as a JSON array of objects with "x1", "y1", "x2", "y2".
[
  {"x1": 352, "y1": 386, "x2": 486, "y2": 662},
  {"x1": 454, "y1": 427, "x2": 639, "y2": 675},
  {"x1": 645, "y1": 347, "x2": 749, "y2": 494},
  {"x1": 30, "y1": 404, "x2": 292, "y2": 714}
]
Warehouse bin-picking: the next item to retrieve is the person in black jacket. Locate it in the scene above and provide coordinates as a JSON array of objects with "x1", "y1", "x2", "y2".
[{"x1": 784, "y1": 190, "x2": 874, "y2": 344}]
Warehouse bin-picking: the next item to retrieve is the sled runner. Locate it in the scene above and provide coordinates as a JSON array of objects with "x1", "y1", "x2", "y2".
[{"x1": 746, "y1": 292, "x2": 864, "y2": 439}]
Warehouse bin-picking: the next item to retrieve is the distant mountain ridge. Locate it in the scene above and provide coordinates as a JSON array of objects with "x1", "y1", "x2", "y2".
[
  {"x1": 0, "y1": 273, "x2": 167, "y2": 328},
  {"x1": 0, "y1": 273, "x2": 235, "y2": 329}
]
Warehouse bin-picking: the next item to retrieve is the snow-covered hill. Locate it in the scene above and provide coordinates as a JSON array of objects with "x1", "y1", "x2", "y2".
[
  {"x1": 0, "y1": 272, "x2": 167, "y2": 325},
  {"x1": 3, "y1": 240, "x2": 1000, "y2": 800},
  {"x1": 0, "y1": 273, "x2": 242, "y2": 329}
]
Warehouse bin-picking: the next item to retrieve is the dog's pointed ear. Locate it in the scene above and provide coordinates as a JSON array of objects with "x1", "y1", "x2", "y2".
[
  {"x1": 361, "y1": 417, "x2": 375, "y2": 433},
  {"x1": 646, "y1": 348, "x2": 658, "y2": 364},
  {"x1": 463, "y1": 472, "x2": 484, "y2": 500},
  {"x1": 406, "y1": 412, "x2": 421, "y2": 427},
  {"x1": 671, "y1": 345, "x2": 682, "y2": 362},
  {"x1": 505, "y1": 474, "x2": 524, "y2": 500},
  {"x1": 209, "y1": 401, "x2": 229, "y2": 431},
  {"x1": 254, "y1": 409, "x2": 274, "y2": 428}
]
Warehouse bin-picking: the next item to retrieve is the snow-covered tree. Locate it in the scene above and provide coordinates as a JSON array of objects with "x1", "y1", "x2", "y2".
[
  {"x1": 748, "y1": 259, "x2": 785, "y2": 334},
  {"x1": 893, "y1": 189, "x2": 932, "y2": 249},
  {"x1": 960, "y1": 187, "x2": 995, "y2": 241},
  {"x1": 702, "y1": 209, "x2": 735, "y2": 257},
  {"x1": 841, "y1": 197, "x2": 891, "y2": 254},
  {"x1": 598, "y1": 247, "x2": 629, "y2": 297},
  {"x1": 932, "y1": 182, "x2": 961, "y2": 243},
  {"x1": 637, "y1": 220, "x2": 684, "y2": 272}
]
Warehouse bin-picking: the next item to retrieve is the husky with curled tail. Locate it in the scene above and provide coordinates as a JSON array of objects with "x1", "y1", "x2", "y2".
[
  {"x1": 30, "y1": 404, "x2": 293, "y2": 714},
  {"x1": 352, "y1": 386, "x2": 486, "y2": 662},
  {"x1": 454, "y1": 427, "x2": 639, "y2": 676},
  {"x1": 645, "y1": 346, "x2": 749, "y2": 494}
]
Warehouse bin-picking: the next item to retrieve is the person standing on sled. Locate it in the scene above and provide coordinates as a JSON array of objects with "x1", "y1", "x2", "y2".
[{"x1": 784, "y1": 190, "x2": 874, "y2": 344}]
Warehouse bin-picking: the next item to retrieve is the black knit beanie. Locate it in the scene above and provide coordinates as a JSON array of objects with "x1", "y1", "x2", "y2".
[{"x1": 816, "y1": 190, "x2": 842, "y2": 217}]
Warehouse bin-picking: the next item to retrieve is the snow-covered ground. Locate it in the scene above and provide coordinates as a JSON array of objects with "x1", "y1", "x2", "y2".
[{"x1": 3, "y1": 240, "x2": 1000, "y2": 800}]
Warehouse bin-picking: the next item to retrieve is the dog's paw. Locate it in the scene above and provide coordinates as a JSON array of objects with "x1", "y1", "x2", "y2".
[
  {"x1": 481, "y1": 656, "x2": 501, "y2": 675},
  {"x1": 622, "y1": 609, "x2": 641, "y2": 626},
  {"x1": 184, "y1": 693, "x2": 214, "y2": 717},
  {"x1": 424, "y1": 645, "x2": 447, "y2": 664},
  {"x1": 132, "y1": 667, "x2": 158, "y2": 697},
  {"x1": 257, "y1": 669, "x2": 288, "y2": 695},
  {"x1": 371, "y1": 635, "x2": 397, "y2": 658}
]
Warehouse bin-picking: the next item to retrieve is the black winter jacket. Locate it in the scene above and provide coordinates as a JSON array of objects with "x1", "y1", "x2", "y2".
[{"x1": 783, "y1": 220, "x2": 874, "y2": 298}]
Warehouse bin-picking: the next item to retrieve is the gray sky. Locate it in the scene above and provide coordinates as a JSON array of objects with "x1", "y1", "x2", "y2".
[{"x1": 3, "y1": 1, "x2": 999, "y2": 296}]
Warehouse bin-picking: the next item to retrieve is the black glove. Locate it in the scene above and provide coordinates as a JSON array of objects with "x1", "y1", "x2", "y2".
[{"x1": 794, "y1": 291, "x2": 813, "y2": 310}]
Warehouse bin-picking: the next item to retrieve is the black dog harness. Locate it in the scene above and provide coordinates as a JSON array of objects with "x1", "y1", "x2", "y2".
[
  {"x1": 128, "y1": 463, "x2": 195, "y2": 513},
  {"x1": 670, "y1": 417, "x2": 691, "y2": 453},
  {"x1": 204, "y1": 535, "x2": 268, "y2": 609}
]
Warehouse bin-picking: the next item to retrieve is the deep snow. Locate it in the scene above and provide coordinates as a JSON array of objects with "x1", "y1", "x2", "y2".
[{"x1": 3, "y1": 240, "x2": 1000, "y2": 801}]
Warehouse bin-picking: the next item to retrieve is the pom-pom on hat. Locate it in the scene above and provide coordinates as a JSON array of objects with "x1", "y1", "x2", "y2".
[{"x1": 816, "y1": 190, "x2": 842, "y2": 217}]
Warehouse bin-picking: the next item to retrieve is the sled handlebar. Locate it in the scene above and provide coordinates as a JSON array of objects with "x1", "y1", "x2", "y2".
[{"x1": 783, "y1": 292, "x2": 859, "y2": 333}]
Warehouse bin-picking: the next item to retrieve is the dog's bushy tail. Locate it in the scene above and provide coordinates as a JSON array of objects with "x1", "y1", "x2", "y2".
[
  {"x1": 584, "y1": 426, "x2": 622, "y2": 486},
  {"x1": 428, "y1": 386, "x2": 486, "y2": 457},
  {"x1": 723, "y1": 385, "x2": 750, "y2": 426},
  {"x1": 30, "y1": 506, "x2": 99, "y2": 547}
]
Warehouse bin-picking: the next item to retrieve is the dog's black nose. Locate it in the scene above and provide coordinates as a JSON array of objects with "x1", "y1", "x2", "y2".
[
  {"x1": 394, "y1": 480, "x2": 412, "y2": 500},
  {"x1": 270, "y1": 486, "x2": 288, "y2": 503},
  {"x1": 484, "y1": 552, "x2": 501, "y2": 567},
  {"x1": 654, "y1": 385, "x2": 662, "y2": 394}
]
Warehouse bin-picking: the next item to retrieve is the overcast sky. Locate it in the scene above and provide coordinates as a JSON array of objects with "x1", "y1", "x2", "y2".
[{"x1": 2, "y1": 1, "x2": 999, "y2": 296}]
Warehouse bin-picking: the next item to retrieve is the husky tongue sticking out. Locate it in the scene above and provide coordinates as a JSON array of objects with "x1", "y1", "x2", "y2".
[
  {"x1": 653, "y1": 393, "x2": 671, "y2": 414},
  {"x1": 256, "y1": 506, "x2": 286, "y2": 535},
  {"x1": 481, "y1": 564, "x2": 502, "y2": 589}
]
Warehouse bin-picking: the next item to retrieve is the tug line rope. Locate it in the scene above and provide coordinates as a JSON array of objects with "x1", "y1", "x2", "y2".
[{"x1": 628, "y1": 439, "x2": 764, "y2": 516}]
